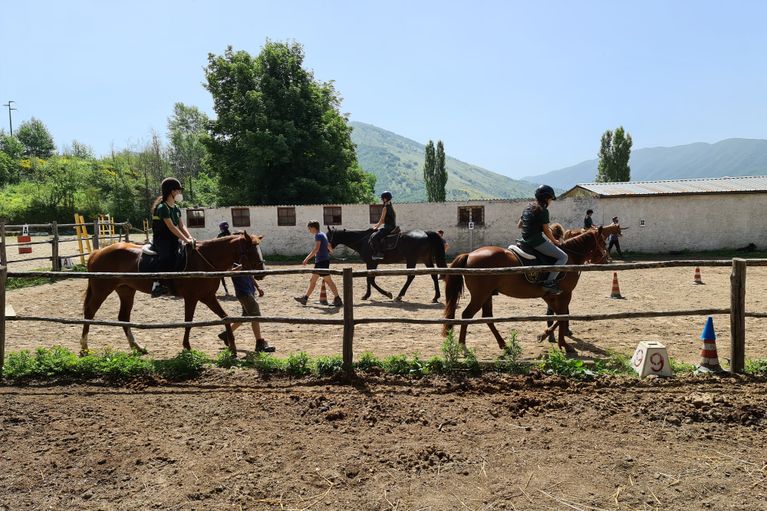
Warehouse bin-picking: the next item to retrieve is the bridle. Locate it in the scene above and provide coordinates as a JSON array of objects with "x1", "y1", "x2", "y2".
[{"x1": 236, "y1": 234, "x2": 265, "y2": 269}]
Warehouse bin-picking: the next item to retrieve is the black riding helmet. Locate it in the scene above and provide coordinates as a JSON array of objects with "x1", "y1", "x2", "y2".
[
  {"x1": 381, "y1": 191, "x2": 393, "y2": 201},
  {"x1": 161, "y1": 177, "x2": 183, "y2": 199},
  {"x1": 534, "y1": 184, "x2": 556, "y2": 203}
]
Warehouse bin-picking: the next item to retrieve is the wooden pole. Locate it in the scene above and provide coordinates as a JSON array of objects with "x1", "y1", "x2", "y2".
[
  {"x1": 342, "y1": 267, "x2": 354, "y2": 374},
  {"x1": 51, "y1": 221, "x2": 60, "y2": 271},
  {"x1": 730, "y1": 258, "x2": 746, "y2": 373},
  {"x1": 0, "y1": 221, "x2": 7, "y2": 267},
  {"x1": 0, "y1": 263, "x2": 6, "y2": 377},
  {"x1": 124, "y1": 222, "x2": 131, "y2": 243},
  {"x1": 92, "y1": 219, "x2": 100, "y2": 250}
]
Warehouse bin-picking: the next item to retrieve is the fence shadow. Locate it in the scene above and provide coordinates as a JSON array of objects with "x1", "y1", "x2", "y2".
[{"x1": 356, "y1": 300, "x2": 444, "y2": 312}]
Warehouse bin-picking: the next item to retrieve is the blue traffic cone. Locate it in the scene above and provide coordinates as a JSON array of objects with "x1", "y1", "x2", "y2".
[{"x1": 697, "y1": 316, "x2": 722, "y2": 373}]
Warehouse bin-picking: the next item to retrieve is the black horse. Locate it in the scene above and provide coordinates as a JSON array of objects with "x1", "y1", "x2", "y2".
[{"x1": 327, "y1": 228, "x2": 447, "y2": 303}]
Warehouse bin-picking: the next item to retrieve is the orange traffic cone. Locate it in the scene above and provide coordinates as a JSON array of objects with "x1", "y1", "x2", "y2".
[
  {"x1": 693, "y1": 267, "x2": 704, "y2": 285},
  {"x1": 609, "y1": 272, "x2": 623, "y2": 299},
  {"x1": 696, "y1": 316, "x2": 723, "y2": 373},
  {"x1": 319, "y1": 281, "x2": 329, "y2": 305}
]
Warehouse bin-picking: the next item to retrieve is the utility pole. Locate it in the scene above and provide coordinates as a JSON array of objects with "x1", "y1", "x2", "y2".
[{"x1": 2, "y1": 101, "x2": 17, "y2": 136}]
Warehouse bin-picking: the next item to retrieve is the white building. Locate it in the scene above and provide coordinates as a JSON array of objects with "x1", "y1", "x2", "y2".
[{"x1": 184, "y1": 176, "x2": 767, "y2": 255}]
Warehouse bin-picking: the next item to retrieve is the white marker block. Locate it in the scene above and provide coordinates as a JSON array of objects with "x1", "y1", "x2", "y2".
[
  {"x1": 631, "y1": 341, "x2": 673, "y2": 378},
  {"x1": 4, "y1": 304, "x2": 16, "y2": 317}
]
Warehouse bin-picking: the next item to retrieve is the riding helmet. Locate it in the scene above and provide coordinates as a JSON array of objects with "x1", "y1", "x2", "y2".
[
  {"x1": 161, "y1": 177, "x2": 183, "y2": 198},
  {"x1": 219, "y1": 221, "x2": 229, "y2": 230},
  {"x1": 380, "y1": 191, "x2": 393, "y2": 201},
  {"x1": 534, "y1": 184, "x2": 556, "y2": 203}
]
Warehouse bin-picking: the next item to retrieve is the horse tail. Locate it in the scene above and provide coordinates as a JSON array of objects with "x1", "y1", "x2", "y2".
[
  {"x1": 427, "y1": 231, "x2": 448, "y2": 268},
  {"x1": 443, "y1": 253, "x2": 469, "y2": 336}
]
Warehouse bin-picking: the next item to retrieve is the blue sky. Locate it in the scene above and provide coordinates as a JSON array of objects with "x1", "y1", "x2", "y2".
[{"x1": 1, "y1": 0, "x2": 766, "y2": 178}]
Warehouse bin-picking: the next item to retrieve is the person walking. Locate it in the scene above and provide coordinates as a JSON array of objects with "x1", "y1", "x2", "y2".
[
  {"x1": 294, "y1": 221, "x2": 342, "y2": 307},
  {"x1": 218, "y1": 270, "x2": 274, "y2": 353},
  {"x1": 608, "y1": 216, "x2": 625, "y2": 259}
]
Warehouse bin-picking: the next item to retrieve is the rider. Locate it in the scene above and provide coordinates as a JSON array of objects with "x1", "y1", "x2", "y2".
[
  {"x1": 150, "y1": 177, "x2": 195, "y2": 298},
  {"x1": 217, "y1": 221, "x2": 232, "y2": 296},
  {"x1": 517, "y1": 184, "x2": 568, "y2": 295},
  {"x1": 370, "y1": 191, "x2": 396, "y2": 260}
]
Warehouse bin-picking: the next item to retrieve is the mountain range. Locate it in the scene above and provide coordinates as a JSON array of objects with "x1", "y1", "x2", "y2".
[
  {"x1": 350, "y1": 121, "x2": 536, "y2": 201},
  {"x1": 351, "y1": 122, "x2": 767, "y2": 199},
  {"x1": 523, "y1": 138, "x2": 767, "y2": 190}
]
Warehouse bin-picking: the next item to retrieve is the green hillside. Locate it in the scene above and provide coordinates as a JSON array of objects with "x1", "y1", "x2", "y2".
[
  {"x1": 523, "y1": 138, "x2": 767, "y2": 190},
  {"x1": 350, "y1": 121, "x2": 536, "y2": 202}
]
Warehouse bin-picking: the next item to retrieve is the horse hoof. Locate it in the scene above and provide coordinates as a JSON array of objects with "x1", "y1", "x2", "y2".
[
  {"x1": 385, "y1": 292, "x2": 393, "y2": 299},
  {"x1": 564, "y1": 330, "x2": 574, "y2": 337},
  {"x1": 394, "y1": 296, "x2": 403, "y2": 302},
  {"x1": 431, "y1": 298, "x2": 440, "y2": 304},
  {"x1": 536, "y1": 333, "x2": 548, "y2": 342},
  {"x1": 361, "y1": 295, "x2": 370, "y2": 301},
  {"x1": 547, "y1": 333, "x2": 556, "y2": 344}
]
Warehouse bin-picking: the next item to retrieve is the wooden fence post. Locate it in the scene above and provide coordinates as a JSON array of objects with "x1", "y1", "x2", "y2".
[
  {"x1": 92, "y1": 219, "x2": 100, "y2": 250},
  {"x1": 0, "y1": 221, "x2": 6, "y2": 267},
  {"x1": 0, "y1": 263, "x2": 7, "y2": 377},
  {"x1": 342, "y1": 267, "x2": 354, "y2": 374},
  {"x1": 730, "y1": 258, "x2": 746, "y2": 373},
  {"x1": 51, "y1": 221, "x2": 60, "y2": 271},
  {"x1": 124, "y1": 222, "x2": 131, "y2": 243}
]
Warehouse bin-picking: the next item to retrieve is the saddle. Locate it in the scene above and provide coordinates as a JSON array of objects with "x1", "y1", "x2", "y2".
[
  {"x1": 379, "y1": 227, "x2": 402, "y2": 251},
  {"x1": 138, "y1": 244, "x2": 188, "y2": 273},
  {"x1": 507, "y1": 241, "x2": 564, "y2": 284}
]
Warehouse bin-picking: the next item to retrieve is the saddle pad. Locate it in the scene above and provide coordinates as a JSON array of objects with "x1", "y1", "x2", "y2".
[{"x1": 508, "y1": 245, "x2": 536, "y2": 260}]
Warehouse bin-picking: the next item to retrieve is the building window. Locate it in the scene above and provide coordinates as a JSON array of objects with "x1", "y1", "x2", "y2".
[
  {"x1": 231, "y1": 207, "x2": 250, "y2": 227},
  {"x1": 323, "y1": 206, "x2": 342, "y2": 226},
  {"x1": 457, "y1": 206, "x2": 484, "y2": 226},
  {"x1": 640, "y1": 219, "x2": 646, "y2": 227},
  {"x1": 369, "y1": 204, "x2": 383, "y2": 224},
  {"x1": 186, "y1": 209, "x2": 205, "y2": 228},
  {"x1": 277, "y1": 207, "x2": 296, "y2": 227}
]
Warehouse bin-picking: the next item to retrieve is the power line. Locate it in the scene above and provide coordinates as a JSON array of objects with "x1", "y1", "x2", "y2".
[{"x1": 3, "y1": 100, "x2": 17, "y2": 136}]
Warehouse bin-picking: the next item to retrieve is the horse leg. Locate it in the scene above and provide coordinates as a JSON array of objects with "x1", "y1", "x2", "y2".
[
  {"x1": 80, "y1": 280, "x2": 114, "y2": 356},
  {"x1": 362, "y1": 275, "x2": 372, "y2": 300},
  {"x1": 482, "y1": 298, "x2": 506, "y2": 349},
  {"x1": 561, "y1": 292, "x2": 574, "y2": 337},
  {"x1": 429, "y1": 261, "x2": 441, "y2": 303},
  {"x1": 367, "y1": 262, "x2": 392, "y2": 299},
  {"x1": 116, "y1": 286, "x2": 146, "y2": 354},
  {"x1": 395, "y1": 261, "x2": 417, "y2": 302},
  {"x1": 546, "y1": 306, "x2": 556, "y2": 343},
  {"x1": 200, "y1": 295, "x2": 237, "y2": 355},
  {"x1": 182, "y1": 297, "x2": 198, "y2": 352},
  {"x1": 458, "y1": 294, "x2": 485, "y2": 350},
  {"x1": 559, "y1": 293, "x2": 576, "y2": 354}
]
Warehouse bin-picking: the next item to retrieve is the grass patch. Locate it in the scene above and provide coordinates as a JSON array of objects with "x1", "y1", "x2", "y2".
[
  {"x1": 745, "y1": 359, "x2": 767, "y2": 376},
  {"x1": 670, "y1": 359, "x2": 697, "y2": 374},
  {"x1": 314, "y1": 355, "x2": 344, "y2": 377},
  {"x1": 356, "y1": 351, "x2": 383, "y2": 371},
  {"x1": 285, "y1": 352, "x2": 311, "y2": 377},
  {"x1": 3, "y1": 346, "x2": 154, "y2": 379}
]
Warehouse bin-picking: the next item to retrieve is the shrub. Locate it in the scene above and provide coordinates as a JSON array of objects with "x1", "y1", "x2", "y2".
[
  {"x1": 285, "y1": 352, "x2": 311, "y2": 377},
  {"x1": 441, "y1": 331, "x2": 463, "y2": 372},
  {"x1": 215, "y1": 349, "x2": 239, "y2": 369},
  {"x1": 246, "y1": 352, "x2": 284, "y2": 374},
  {"x1": 425, "y1": 355, "x2": 445, "y2": 374},
  {"x1": 154, "y1": 350, "x2": 208, "y2": 379},
  {"x1": 314, "y1": 355, "x2": 344, "y2": 377},
  {"x1": 356, "y1": 351, "x2": 382, "y2": 371},
  {"x1": 3, "y1": 350, "x2": 35, "y2": 378},
  {"x1": 542, "y1": 349, "x2": 593, "y2": 379},
  {"x1": 495, "y1": 331, "x2": 527, "y2": 374},
  {"x1": 382, "y1": 354, "x2": 412, "y2": 375},
  {"x1": 746, "y1": 359, "x2": 767, "y2": 376}
]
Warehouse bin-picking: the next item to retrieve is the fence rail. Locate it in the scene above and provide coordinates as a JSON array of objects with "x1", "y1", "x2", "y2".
[{"x1": 0, "y1": 258, "x2": 764, "y2": 376}]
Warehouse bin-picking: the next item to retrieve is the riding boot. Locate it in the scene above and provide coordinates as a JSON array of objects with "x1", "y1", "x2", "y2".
[
  {"x1": 542, "y1": 280, "x2": 563, "y2": 295},
  {"x1": 151, "y1": 281, "x2": 169, "y2": 298}
]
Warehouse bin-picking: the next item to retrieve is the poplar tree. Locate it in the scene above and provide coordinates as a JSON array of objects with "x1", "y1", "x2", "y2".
[
  {"x1": 423, "y1": 140, "x2": 437, "y2": 201},
  {"x1": 434, "y1": 140, "x2": 447, "y2": 202},
  {"x1": 596, "y1": 126, "x2": 632, "y2": 182}
]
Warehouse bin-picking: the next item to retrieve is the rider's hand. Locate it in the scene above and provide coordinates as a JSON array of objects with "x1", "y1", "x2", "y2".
[
  {"x1": 258, "y1": 288, "x2": 265, "y2": 298},
  {"x1": 302, "y1": 258, "x2": 309, "y2": 266}
]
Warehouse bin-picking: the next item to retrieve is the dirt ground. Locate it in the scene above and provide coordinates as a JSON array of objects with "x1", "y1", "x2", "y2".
[
  {"x1": 4, "y1": 259, "x2": 767, "y2": 364},
  {"x1": 1, "y1": 372, "x2": 766, "y2": 510}
]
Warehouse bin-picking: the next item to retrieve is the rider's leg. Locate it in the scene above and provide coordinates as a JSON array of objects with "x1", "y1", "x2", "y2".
[{"x1": 534, "y1": 239, "x2": 568, "y2": 281}]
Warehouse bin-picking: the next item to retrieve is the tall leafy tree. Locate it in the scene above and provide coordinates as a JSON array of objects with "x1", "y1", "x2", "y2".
[
  {"x1": 167, "y1": 103, "x2": 210, "y2": 203},
  {"x1": 16, "y1": 117, "x2": 56, "y2": 158},
  {"x1": 596, "y1": 126, "x2": 632, "y2": 182},
  {"x1": 0, "y1": 131, "x2": 24, "y2": 160},
  {"x1": 423, "y1": 140, "x2": 436, "y2": 201},
  {"x1": 204, "y1": 42, "x2": 375, "y2": 205},
  {"x1": 435, "y1": 140, "x2": 447, "y2": 202}
]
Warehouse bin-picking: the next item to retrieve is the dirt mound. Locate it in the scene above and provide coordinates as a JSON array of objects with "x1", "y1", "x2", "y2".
[{"x1": 2, "y1": 373, "x2": 767, "y2": 510}]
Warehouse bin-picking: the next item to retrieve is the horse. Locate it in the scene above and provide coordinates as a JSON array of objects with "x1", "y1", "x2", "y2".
[
  {"x1": 443, "y1": 226, "x2": 619, "y2": 354},
  {"x1": 80, "y1": 232, "x2": 265, "y2": 356},
  {"x1": 327, "y1": 228, "x2": 447, "y2": 303}
]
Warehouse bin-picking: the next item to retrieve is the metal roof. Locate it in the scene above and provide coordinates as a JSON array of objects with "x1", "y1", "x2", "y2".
[{"x1": 562, "y1": 176, "x2": 767, "y2": 197}]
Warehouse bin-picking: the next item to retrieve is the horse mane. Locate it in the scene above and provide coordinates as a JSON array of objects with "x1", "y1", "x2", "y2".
[{"x1": 560, "y1": 228, "x2": 597, "y2": 255}]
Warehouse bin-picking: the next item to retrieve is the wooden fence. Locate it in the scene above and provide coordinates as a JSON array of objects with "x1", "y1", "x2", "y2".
[
  {"x1": 0, "y1": 220, "x2": 138, "y2": 271},
  {"x1": 0, "y1": 257, "x2": 766, "y2": 376}
]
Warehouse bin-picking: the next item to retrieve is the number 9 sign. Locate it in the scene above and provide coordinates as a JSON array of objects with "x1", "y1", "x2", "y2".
[{"x1": 631, "y1": 341, "x2": 672, "y2": 377}]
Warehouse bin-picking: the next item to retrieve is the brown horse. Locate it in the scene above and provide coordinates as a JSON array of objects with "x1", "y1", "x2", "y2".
[
  {"x1": 80, "y1": 233, "x2": 265, "y2": 356},
  {"x1": 443, "y1": 226, "x2": 618, "y2": 353}
]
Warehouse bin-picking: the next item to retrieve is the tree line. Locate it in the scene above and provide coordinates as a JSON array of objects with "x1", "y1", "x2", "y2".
[{"x1": 0, "y1": 40, "x2": 376, "y2": 225}]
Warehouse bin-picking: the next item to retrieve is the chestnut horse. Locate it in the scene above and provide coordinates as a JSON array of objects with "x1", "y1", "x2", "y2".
[
  {"x1": 80, "y1": 233, "x2": 265, "y2": 356},
  {"x1": 443, "y1": 227, "x2": 618, "y2": 353}
]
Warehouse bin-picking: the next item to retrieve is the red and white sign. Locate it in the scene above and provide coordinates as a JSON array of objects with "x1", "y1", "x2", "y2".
[{"x1": 17, "y1": 224, "x2": 32, "y2": 254}]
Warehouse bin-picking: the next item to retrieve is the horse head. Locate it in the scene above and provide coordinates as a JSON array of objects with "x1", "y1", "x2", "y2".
[
  {"x1": 235, "y1": 230, "x2": 266, "y2": 278},
  {"x1": 589, "y1": 227, "x2": 609, "y2": 264}
]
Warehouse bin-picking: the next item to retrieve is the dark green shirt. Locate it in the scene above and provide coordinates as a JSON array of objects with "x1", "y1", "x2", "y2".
[
  {"x1": 155, "y1": 202, "x2": 181, "y2": 227},
  {"x1": 520, "y1": 204, "x2": 549, "y2": 246}
]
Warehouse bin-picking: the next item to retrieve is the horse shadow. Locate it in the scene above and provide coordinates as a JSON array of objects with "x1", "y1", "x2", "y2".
[
  {"x1": 356, "y1": 300, "x2": 444, "y2": 312},
  {"x1": 565, "y1": 335, "x2": 612, "y2": 357}
]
